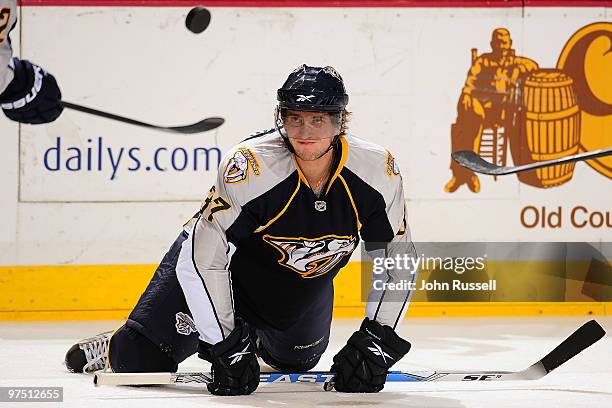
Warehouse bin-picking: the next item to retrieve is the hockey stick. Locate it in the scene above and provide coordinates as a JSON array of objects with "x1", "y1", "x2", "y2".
[
  {"x1": 93, "y1": 320, "x2": 605, "y2": 388},
  {"x1": 61, "y1": 101, "x2": 224, "y2": 134},
  {"x1": 452, "y1": 147, "x2": 612, "y2": 176}
]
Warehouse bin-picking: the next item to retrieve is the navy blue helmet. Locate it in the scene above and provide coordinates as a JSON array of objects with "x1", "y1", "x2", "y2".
[{"x1": 277, "y1": 65, "x2": 349, "y2": 113}]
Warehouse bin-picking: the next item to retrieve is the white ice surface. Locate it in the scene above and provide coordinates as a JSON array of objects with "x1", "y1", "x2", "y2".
[{"x1": 0, "y1": 317, "x2": 610, "y2": 408}]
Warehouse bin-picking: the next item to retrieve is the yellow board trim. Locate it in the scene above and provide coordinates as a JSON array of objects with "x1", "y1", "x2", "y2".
[
  {"x1": 2, "y1": 303, "x2": 609, "y2": 321},
  {"x1": 0, "y1": 264, "x2": 153, "y2": 312},
  {"x1": 1, "y1": 263, "x2": 610, "y2": 321},
  {"x1": 333, "y1": 302, "x2": 612, "y2": 318}
]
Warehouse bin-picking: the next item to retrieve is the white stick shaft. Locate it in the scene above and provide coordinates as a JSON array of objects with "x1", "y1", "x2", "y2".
[{"x1": 94, "y1": 372, "x2": 173, "y2": 386}]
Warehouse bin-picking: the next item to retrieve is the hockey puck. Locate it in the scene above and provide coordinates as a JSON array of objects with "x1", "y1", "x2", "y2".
[{"x1": 185, "y1": 6, "x2": 211, "y2": 34}]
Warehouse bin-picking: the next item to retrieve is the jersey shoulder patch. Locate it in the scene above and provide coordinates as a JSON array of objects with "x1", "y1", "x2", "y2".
[
  {"x1": 217, "y1": 130, "x2": 295, "y2": 207},
  {"x1": 343, "y1": 134, "x2": 403, "y2": 205},
  {"x1": 0, "y1": 5, "x2": 12, "y2": 45},
  {"x1": 222, "y1": 130, "x2": 289, "y2": 184},
  {"x1": 223, "y1": 147, "x2": 261, "y2": 184},
  {"x1": 345, "y1": 134, "x2": 401, "y2": 179},
  {"x1": 385, "y1": 150, "x2": 401, "y2": 177}
]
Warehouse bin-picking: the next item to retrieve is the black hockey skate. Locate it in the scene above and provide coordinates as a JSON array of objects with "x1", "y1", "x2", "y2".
[{"x1": 65, "y1": 331, "x2": 112, "y2": 373}]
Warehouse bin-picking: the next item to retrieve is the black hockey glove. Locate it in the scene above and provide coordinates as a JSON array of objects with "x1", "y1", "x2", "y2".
[
  {"x1": 331, "y1": 317, "x2": 411, "y2": 393},
  {"x1": 0, "y1": 58, "x2": 63, "y2": 124},
  {"x1": 198, "y1": 318, "x2": 260, "y2": 396}
]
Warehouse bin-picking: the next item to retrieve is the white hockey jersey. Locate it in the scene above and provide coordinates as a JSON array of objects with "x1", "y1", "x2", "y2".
[
  {"x1": 0, "y1": 0, "x2": 17, "y2": 94},
  {"x1": 176, "y1": 130, "x2": 418, "y2": 345}
]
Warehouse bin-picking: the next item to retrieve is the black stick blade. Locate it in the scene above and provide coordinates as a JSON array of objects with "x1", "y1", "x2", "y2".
[
  {"x1": 167, "y1": 117, "x2": 224, "y2": 134},
  {"x1": 62, "y1": 101, "x2": 224, "y2": 134},
  {"x1": 451, "y1": 151, "x2": 508, "y2": 175},
  {"x1": 540, "y1": 320, "x2": 606, "y2": 374},
  {"x1": 452, "y1": 148, "x2": 612, "y2": 176}
]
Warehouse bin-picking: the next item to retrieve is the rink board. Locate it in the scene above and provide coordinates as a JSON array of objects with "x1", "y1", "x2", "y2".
[
  {"x1": 1, "y1": 261, "x2": 610, "y2": 320},
  {"x1": 0, "y1": 1, "x2": 610, "y2": 320}
]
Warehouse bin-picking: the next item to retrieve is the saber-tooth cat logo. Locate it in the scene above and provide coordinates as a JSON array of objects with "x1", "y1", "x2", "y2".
[
  {"x1": 175, "y1": 312, "x2": 198, "y2": 336},
  {"x1": 223, "y1": 148, "x2": 260, "y2": 184},
  {"x1": 263, "y1": 234, "x2": 357, "y2": 278}
]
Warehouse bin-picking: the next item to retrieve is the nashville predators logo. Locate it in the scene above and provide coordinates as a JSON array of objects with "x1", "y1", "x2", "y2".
[
  {"x1": 223, "y1": 148, "x2": 260, "y2": 184},
  {"x1": 263, "y1": 234, "x2": 357, "y2": 278},
  {"x1": 386, "y1": 151, "x2": 401, "y2": 177},
  {"x1": 175, "y1": 312, "x2": 197, "y2": 336},
  {"x1": 0, "y1": 7, "x2": 11, "y2": 45}
]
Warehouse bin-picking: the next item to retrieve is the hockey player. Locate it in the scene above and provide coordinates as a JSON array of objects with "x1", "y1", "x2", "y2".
[
  {"x1": 0, "y1": 0, "x2": 63, "y2": 124},
  {"x1": 66, "y1": 65, "x2": 417, "y2": 395}
]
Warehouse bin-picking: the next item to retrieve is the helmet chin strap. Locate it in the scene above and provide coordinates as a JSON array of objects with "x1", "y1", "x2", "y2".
[{"x1": 274, "y1": 106, "x2": 295, "y2": 153}]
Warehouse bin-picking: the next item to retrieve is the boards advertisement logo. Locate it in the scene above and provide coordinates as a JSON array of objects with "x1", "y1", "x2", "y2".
[{"x1": 445, "y1": 23, "x2": 612, "y2": 194}]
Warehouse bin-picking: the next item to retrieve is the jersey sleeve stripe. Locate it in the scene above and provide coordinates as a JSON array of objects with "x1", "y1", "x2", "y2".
[
  {"x1": 338, "y1": 174, "x2": 361, "y2": 230},
  {"x1": 188, "y1": 217, "x2": 226, "y2": 342},
  {"x1": 393, "y1": 284, "x2": 415, "y2": 330}
]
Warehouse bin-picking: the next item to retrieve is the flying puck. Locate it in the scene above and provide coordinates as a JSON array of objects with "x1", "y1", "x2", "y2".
[{"x1": 185, "y1": 6, "x2": 211, "y2": 34}]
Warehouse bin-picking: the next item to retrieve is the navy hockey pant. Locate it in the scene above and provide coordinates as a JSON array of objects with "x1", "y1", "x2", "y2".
[{"x1": 108, "y1": 231, "x2": 331, "y2": 373}]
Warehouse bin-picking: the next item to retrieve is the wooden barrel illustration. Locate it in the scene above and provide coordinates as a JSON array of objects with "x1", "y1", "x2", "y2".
[{"x1": 510, "y1": 69, "x2": 581, "y2": 188}]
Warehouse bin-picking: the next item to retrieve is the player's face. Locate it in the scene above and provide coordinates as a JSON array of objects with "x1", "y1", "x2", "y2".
[{"x1": 284, "y1": 110, "x2": 336, "y2": 161}]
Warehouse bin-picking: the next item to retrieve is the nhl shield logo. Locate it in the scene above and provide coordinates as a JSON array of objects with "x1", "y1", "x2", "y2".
[
  {"x1": 314, "y1": 200, "x2": 327, "y2": 212},
  {"x1": 175, "y1": 312, "x2": 198, "y2": 336}
]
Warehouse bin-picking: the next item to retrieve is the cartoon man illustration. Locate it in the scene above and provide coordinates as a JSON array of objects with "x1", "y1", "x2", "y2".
[{"x1": 445, "y1": 28, "x2": 539, "y2": 193}]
